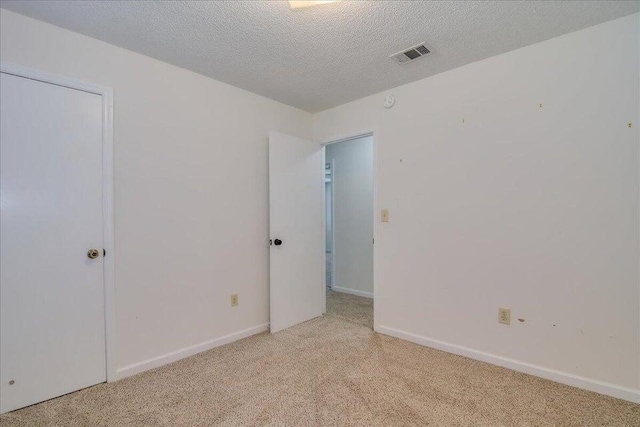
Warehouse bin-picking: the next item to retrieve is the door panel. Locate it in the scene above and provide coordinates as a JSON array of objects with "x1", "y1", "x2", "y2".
[
  {"x1": 0, "y1": 72, "x2": 106, "y2": 413},
  {"x1": 269, "y1": 132, "x2": 323, "y2": 333}
]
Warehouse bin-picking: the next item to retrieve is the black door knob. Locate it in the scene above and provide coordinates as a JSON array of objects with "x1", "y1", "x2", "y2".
[{"x1": 274, "y1": 239, "x2": 283, "y2": 246}]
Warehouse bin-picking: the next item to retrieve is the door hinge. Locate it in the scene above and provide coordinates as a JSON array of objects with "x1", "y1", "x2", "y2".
[{"x1": 372, "y1": 238, "x2": 374, "y2": 244}]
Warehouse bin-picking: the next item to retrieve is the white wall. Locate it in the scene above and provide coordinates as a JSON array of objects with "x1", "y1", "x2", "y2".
[
  {"x1": 325, "y1": 136, "x2": 374, "y2": 297},
  {"x1": 314, "y1": 14, "x2": 640, "y2": 401},
  {"x1": 0, "y1": 9, "x2": 312, "y2": 377}
]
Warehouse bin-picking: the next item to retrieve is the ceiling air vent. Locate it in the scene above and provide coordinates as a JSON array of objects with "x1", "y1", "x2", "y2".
[{"x1": 390, "y1": 42, "x2": 431, "y2": 64}]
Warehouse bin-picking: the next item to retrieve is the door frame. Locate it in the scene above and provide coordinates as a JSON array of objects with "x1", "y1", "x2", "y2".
[
  {"x1": 325, "y1": 159, "x2": 335, "y2": 292},
  {"x1": 321, "y1": 157, "x2": 336, "y2": 313},
  {"x1": 320, "y1": 131, "x2": 376, "y2": 324},
  {"x1": 0, "y1": 62, "x2": 116, "y2": 382}
]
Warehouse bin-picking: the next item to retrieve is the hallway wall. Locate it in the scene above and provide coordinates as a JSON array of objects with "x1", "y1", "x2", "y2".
[{"x1": 325, "y1": 136, "x2": 374, "y2": 298}]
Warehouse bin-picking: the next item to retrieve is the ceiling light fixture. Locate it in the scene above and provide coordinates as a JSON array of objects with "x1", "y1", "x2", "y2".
[{"x1": 289, "y1": 1, "x2": 340, "y2": 9}]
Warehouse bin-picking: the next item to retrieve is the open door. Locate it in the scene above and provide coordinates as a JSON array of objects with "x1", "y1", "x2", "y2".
[{"x1": 269, "y1": 131, "x2": 324, "y2": 333}]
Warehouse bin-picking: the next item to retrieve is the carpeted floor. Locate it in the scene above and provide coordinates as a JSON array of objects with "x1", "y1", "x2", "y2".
[
  {"x1": 326, "y1": 288, "x2": 373, "y2": 329},
  {"x1": 1, "y1": 291, "x2": 638, "y2": 426}
]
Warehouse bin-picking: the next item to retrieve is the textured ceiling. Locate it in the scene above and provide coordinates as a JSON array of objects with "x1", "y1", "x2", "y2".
[{"x1": 1, "y1": 1, "x2": 638, "y2": 112}]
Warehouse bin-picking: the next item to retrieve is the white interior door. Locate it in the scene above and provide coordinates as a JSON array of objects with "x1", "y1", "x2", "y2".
[
  {"x1": 0, "y1": 72, "x2": 106, "y2": 413},
  {"x1": 269, "y1": 131, "x2": 323, "y2": 333}
]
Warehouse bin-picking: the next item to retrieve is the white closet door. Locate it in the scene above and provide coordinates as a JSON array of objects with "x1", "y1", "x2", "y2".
[{"x1": 1, "y1": 72, "x2": 106, "y2": 413}]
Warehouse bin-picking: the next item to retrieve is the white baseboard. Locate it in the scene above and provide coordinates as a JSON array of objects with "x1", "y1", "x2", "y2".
[
  {"x1": 375, "y1": 325, "x2": 640, "y2": 404},
  {"x1": 331, "y1": 286, "x2": 373, "y2": 299},
  {"x1": 114, "y1": 323, "x2": 269, "y2": 380}
]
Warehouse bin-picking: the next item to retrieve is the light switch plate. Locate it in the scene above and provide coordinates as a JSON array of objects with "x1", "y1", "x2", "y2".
[
  {"x1": 381, "y1": 209, "x2": 389, "y2": 222},
  {"x1": 498, "y1": 308, "x2": 510, "y2": 325}
]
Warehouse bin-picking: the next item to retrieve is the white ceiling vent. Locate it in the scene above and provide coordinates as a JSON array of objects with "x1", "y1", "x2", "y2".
[{"x1": 390, "y1": 43, "x2": 431, "y2": 64}]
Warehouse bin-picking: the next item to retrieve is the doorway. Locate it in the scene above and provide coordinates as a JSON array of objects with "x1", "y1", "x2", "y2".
[
  {"x1": 0, "y1": 64, "x2": 114, "y2": 414},
  {"x1": 323, "y1": 135, "x2": 374, "y2": 328},
  {"x1": 267, "y1": 131, "x2": 374, "y2": 334}
]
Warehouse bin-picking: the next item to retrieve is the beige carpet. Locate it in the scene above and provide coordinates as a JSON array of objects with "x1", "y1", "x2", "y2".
[
  {"x1": 1, "y1": 292, "x2": 638, "y2": 426},
  {"x1": 326, "y1": 288, "x2": 373, "y2": 329}
]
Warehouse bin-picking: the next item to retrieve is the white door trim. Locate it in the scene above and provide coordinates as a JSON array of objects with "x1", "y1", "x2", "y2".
[
  {"x1": 0, "y1": 62, "x2": 116, "y2": 382},
  {"x1": 321, "y1": 151, "x2": 327, "y2": 313},
  {"x1": 320, "y1": 131, "x2": 376, "y2": 326},
  {"x1": 320, "y1": 156, "x2": 335, "y2": 314},
  {"x1": 329, "y1": 158, "x2": 335, "y2": 294}
]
